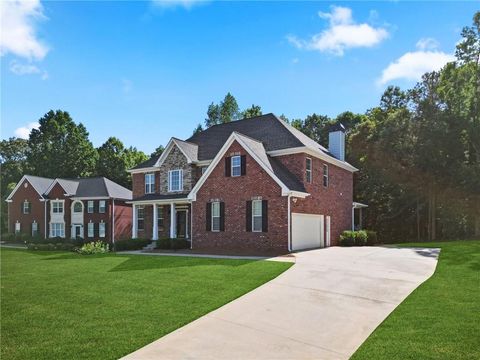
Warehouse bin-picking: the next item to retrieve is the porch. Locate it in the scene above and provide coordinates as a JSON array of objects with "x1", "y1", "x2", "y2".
[{"x1": 132, "y1": 197, "x2": 192, "y2": 241}]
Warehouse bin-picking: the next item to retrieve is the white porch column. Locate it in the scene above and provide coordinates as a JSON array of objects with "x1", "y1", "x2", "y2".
[
  {"x1": 152, "y1": 204, "x2": 158, "y2": 240},
  {"x1": 132, "y1": 205, "x2": 137, "y2": 238},
  {"x1": 170, "y1": 203, "x2": 176, "y2": 238}
]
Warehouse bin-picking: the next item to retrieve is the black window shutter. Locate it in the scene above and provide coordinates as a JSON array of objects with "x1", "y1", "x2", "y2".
[
  {"x1": 225, "y1": 157, "x2": 231, "y2": 177},
  {"x1": 20, "y1": 202, "x2": 23, "y2": 213},
  {"x1": 241, "y1": 155, "x2": 247, "y2": 176},
  {"x1": 220, "y1": 202, "x2": 225, "y2": 231},
  {"x1": 246, "y1": 201, "x2": 252, "y2": 232},
  {"x1": 262, "y1": 200, "x2": 268, "y2": 232},
  {"x1": 206, "y1": 203, "x2": 212, "y2": 231}
]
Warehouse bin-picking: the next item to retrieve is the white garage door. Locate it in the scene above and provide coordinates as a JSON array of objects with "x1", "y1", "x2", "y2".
[{"x1": 292, "y1": 213, "x2": 324, "y2": 251}]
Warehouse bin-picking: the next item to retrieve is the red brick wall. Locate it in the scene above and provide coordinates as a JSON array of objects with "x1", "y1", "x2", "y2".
[
  {"x1": 192, "y1": 141, "x2": 289, "y2": 253},
  {"x1": 132, "y1": 172, "x2": 161, "y2": 198},
  {"x1": 136, "y1": 204, "x2": 171, "y2": 240},
  {"x1": 112, "y1": 200, "x2": 132, "y2": 241},
  {"x1": 277, "y1": 153, "x2": 353, "y2": 246},
  {"x1": 82, "y1": 199, "x2": 110, "y2": 240},
  {"x1": 8, "y1": 179, "x2": 46, "y2": 237}
]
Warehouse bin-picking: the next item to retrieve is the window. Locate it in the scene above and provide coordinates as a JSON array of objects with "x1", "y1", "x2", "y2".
[
  {"x1": 158, "y1": 206, "x2": 164, "y2": 227},
  {"x1": 23, "y1": 200, "x2": 31, "y2": 214},
  {"x1": 15, "y1": 222, "x2": 20, "y2": 234},
  {"x1": 145, "y1": 173, "x2": 155, "y2": 194},
  {"x1": 99, "y1": 222, "x2": 106, "y2": 238},
  {"x1": 323, "y1": 164, "x2": 329, "y2": 187},
  {"x1": 88, "y1": 201, "x2": 94, "y2": 213},
  {"x1": 137, "y1": 206, "x2": 145, "y2": 231},
  {"x1": 52, "y1": 201, "x2": 63, "y2": 214},
  {"x1": 32, "y1": 222, "x2": 38, "y2": 237},
  {"x1": 306, "y1": 157, "x2": 312, "y2": 183},
  {"x1": 168, "y1": 170, "x2": 183, "y2": 192},
  {"x1": 252, "y1": 200, "x2": 262, "y2": 232},
  {"x1": 211, "y1": 202, "x2": 220, "y2": 232},
  {"x1": 231, "y1": 155, "x2": 241, "y2": 177},
  {"x1": 201, "y1": 166, "x2": 207, "y2": 175},
  {"x1": 73, "y1": 202, "x2": 82, "y2": 213},
  {"x1": 99, "y1": 200, "x2": 106, "y2": 213},
  {"x1": 50, "y1": 223, "x2": 65, "y2": 238},
  {"x1": 88, "y1": 222, "x2": 94, "y2": 237}
]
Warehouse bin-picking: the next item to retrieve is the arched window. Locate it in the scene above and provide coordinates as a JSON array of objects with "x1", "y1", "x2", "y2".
[{"x1": 73, "y1": 202, "x2": 83, "y2": 213}]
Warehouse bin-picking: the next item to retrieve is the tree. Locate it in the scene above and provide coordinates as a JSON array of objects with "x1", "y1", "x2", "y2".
[
  {"x1": 150, "y1": 145, "x2": 165, "y2": 158},
  {"x1": 242, "y1": 104, "x2": 262, "y2": 119},
  {"x1": 192, "y1": 124, "x2": 203, "y2": 135},
  {"x1": 27, "y1": 110, "x2": 98, "y2": 178},
  {"x1": 291, "y1": 114, "x2": 332, "y2": 145},
  {"x1": 205, "y1": 102, "x2": 221, "y2": 128},
  {"x1": 204, "y1": 92, "x2": 240, "y2": 128}
]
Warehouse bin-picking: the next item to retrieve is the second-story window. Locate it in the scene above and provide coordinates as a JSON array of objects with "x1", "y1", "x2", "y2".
[
  {"x1": 168, "y1": 169, "x2": 183, "y2": 192},
  {"x1": 73, "y1": 202, "x2": 83, "y2": 213},
  {"x1": 231, "y1": 155, "x2": 241, "y2": 177},
  {"x1": 306, "y1": 158, "x2": 312, "y2": 183},
  {"x1": 23, "y1": 200, "x2": 31, "y2": 214},
  {"x1": 88, "y1": 201, "x2": 94, "y2": 213},
  {"x1": 99, "y1": 200, "x2": 106, "y2": 213},
  {"x1": 145, "y1": 173, "x2": 155, "y2": 194},
  {"x1": 323, "y1": 164, "x2": 329, "y2": 187},
  {"x1": 52, "y1": 201, "x2": 63, "y2": 214}
]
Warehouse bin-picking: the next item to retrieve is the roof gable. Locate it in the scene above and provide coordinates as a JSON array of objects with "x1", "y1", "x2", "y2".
[
  {"x1": 6, "y1": 175, "x2": 54, "y2": 201},
  {"x1": 155, "y1": 138, "x2": 198, "y2": 167}
]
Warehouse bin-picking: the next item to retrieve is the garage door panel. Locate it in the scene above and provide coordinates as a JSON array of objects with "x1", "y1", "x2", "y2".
[{"x1": 292, "y1": 213, "x2": 324, "y2": 251}]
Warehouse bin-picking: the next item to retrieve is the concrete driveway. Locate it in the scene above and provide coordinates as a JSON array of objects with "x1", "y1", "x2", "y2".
[{"x1": 122, "y1": 246, "x2": 439, "y2": 360}]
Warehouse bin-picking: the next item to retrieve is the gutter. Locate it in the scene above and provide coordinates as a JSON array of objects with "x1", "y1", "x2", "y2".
[{"x1": 287, "y1": 194, "x2": 292, "y2": 252}]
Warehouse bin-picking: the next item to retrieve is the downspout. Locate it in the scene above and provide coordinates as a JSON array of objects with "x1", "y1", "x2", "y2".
[
  {"x1": 287, "y1": 194, "x2": 291, "y2": 252},
  {"x1": 112, "y1": 199, "x2": 115, "y2": 247},
  {"x1": 352, "y1": 206, "x2": 355, "y2": 231},
  {"x1": 190, "y1": 202, "x2": 193, "y2": 249},
  {"x1": 44, "y1": 200, "x2": 48, "y2": 239}
]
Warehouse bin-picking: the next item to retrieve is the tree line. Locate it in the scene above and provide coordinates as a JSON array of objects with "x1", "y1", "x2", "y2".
[{"x1": 1, "y1": 12, "x2": 478, "y2": 241}]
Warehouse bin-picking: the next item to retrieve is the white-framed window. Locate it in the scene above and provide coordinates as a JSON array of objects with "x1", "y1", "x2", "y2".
[
  {"x1": 158, "y1": 206, "x2": 164, "y2": 227},
  {"x1": 88, "y1": 222, "x2": 94, "y2": 238},
  {"x1": 73, "y1": 201, "x2": 83, "y2": 213},
  {"x1": 99, "y1": 200, "x2": 106, "y2": 213},
  {"x1": 137, "y1": 206, "x2": 145, "y2": 231},
  {"x1": 145, "y1": 173, "x2": 155, "y2": 194},
  {"x1": 52, "y1": 201, "x2": 64, "y2": 214},
  {"x1": 231, "y1": 155, "x2": 241, "y2": 177},
  {"x1": 32, "y1": 222, "x2": 38, "y2": 237},
  {"x1": 323, "y1": 164, "x2": 329, "y2": 187},
  {"x1": 15, "y1": 222, "x2": 20, "y2": 234},
  {"x1": 211, "y1": 202, "x2": 220, "y2": 232},
  {"x1": 23, "y1": 200, "x2": 31, "y2": 214},
  {"x1": 168, "y1": 169, "x2": 183, "y2": 192},
  {"x1": 99, "y1": 222, "x2": 106, "y2": 238},
  {"x1": 306, "y1": 157, "x2": 312, "y2": 183},
  {"x1": 201, "y1": 166, "x2": 207, "y2": 175},
  {"x1": 252, "y1": 200, "x2": 262, "y2": 232},
  {"x1": 50, "y1": 223, "x2": 65, "y2": 238},
  {"x1": 87, "y1": 201, "x2": 94, "y2": 213}
]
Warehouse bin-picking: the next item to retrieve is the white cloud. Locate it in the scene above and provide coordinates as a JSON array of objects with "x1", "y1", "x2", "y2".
[
  {"x1": 151, "y1": 0, "x2": 206, "y2": 10},
  {"x1": 287, "y1": 6, "x2": 389, "y2": 56},
  {"x1": 9, "y1": 59, "x2": 48, "y2": 79},
  {"x1": 0, "y1": 0, "x2": 48, "y2": 60},
  {"x1": 379, "y1": 40, "x2": 455, "y2": 85},
  {"x1": 14, "y1": 122, "x2": 39, "y2": 139}
]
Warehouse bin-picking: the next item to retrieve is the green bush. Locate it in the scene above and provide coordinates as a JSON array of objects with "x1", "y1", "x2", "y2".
[
  {"x1": 340, "y1": 231, "x2": 356, "y2": 246},
  {"x1": 355, "y1": 230, "x2": 368, "y2": 246},
  {"x1": 77, "y1": 241, "x2": 109, "y2": 255},
  {"x1": 365, "y1": 230, "x2": 378, "y2": 245},
  {"x1": 156, "y1": 238, "x2": 171, "y2": 250},
  {"x1": 1, "y1": 233, "x2": 16, "y2": 243},
  {"x1": 114, "y1": 238, "x2": 150, "y2": 251},
  {"x1": 170, "y1": 238, "x2": 189, "y2": 250}
]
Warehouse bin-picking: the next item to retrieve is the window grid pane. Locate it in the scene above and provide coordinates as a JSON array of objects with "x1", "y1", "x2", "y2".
[
  {"x1": 252, "y1": 200, "x2": 263, "y2": 232},
  {"x1": 88, "y1": 223, "x2": 94, "y2": 237},
  {"x1": 169, "y1": 170, "x2": 182, "y2": 191},
  {"x1": 231, "y1": 156, "x2": 241, "y2": 177},
  {"x1": 99, "y1": 223, "x2": 105, "y2": 238},
  {"x1": 99, "y1": 201, "x2": 106, "y2": 213},
  {"x1": 88, "y1": 201, "x2": 94, "y2": 213},
  {"x1": 211, "y1": 202, "x2": 220, "y2": 231}
]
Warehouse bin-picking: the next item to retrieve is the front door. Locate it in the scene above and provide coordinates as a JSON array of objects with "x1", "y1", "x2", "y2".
[
  {"x1": 176, "y1": 211, "x2": 187, "y2": 238},
  {"x1": 73, "y1": 225, "x2": 83, "y2": 239}
]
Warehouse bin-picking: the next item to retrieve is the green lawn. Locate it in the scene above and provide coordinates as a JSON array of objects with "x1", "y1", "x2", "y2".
[
  {"x1": 0, "y1": 249, "x2": 292, "y2": 360},
  {"x1": 352, "y1": 240, "x2": 480, "y2": 360}
]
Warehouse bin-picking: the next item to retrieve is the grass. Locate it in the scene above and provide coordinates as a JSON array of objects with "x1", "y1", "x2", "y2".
[
  {"x1": 352, "y1": 240, "x2": 480, "y2": 360},
  {"x1": 0, "y1": 248, "x2": 292, "y2": 360}
]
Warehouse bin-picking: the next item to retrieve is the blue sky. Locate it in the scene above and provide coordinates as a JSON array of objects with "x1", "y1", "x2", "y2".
[{"x1": 1, "y1": 1, "x2": 477, "y2": 154}]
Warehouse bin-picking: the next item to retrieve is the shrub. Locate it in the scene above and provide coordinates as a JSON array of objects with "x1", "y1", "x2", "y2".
[
  {"x1": 355, "y1": 230, "x2": 367, "y2": 246},
  {"x1": 156, "y1": 238, "x2": 171, "y2": 250},
  {"x1": 170, "y1": 238, "x2": 189, "y2": 250},
  {"x1": 114, "y1": 238, "x2": 150, "y2": 251},
  {"x1": 76, "y1": 241, "x2": 109, "y2": 255},
  {"x1": 1, "y1": 233, "x2": 16, "y2": 243},
  {"x1": 340, "y1": 231, "x2": 356, "y2": 246},
  {"x1": 365, "y1": 230, "x2": 378, "y2": 245}
]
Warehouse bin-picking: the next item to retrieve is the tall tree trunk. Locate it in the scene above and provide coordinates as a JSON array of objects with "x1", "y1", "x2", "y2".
[
  {"x1": 417, "y1": 198, "x2": 421, "y2": 242},
  {"x1": 431, "y1": 189, "x2": 436, "y2": 241}
]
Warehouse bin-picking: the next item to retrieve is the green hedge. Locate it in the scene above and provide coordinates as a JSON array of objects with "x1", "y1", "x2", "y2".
[
  {"x1": 156, "y1": 238, "x2": 189, "y2": 250},
  {"x1": 113, "y1": 238, "x2": 150, "y2": 251},
  {"x1": 340, "y1": 230, "x2": 376, "y2": 247}
]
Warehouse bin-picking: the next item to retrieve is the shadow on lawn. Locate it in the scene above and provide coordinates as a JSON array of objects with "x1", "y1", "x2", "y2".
[{"x1": 42, "y1": 252, "x2": 257, "y2": 272}]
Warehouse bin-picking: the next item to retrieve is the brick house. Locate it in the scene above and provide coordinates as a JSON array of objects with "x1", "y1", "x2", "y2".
[
  {"x1": 6, "y1": 176, "x2": 132, "y2": 242},
  {"x1": 129, "y1": 114, "x2": 359, "y2": 254}
]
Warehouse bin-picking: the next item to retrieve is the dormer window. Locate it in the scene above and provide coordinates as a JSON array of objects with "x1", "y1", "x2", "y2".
[
  {"x1": 231, "y1": 155, "x2": 241, "y2": 177},
  {"x1": 145, "y1": 173, "x2": 155, "y2": 194},
  {"x1": 22, "y1": 200, "x2": 31, "y2": 214},
  {"x1": 168, "y1": 170, "x2": 183, "y2": 192}
]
